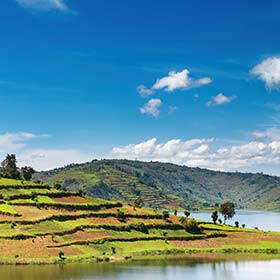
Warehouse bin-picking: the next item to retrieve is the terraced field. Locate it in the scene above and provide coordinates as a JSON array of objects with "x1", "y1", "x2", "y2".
[
  {"x1": 36, "y1": 159, "x2": 280, "y2": 211},
  {"x1": 0, "y1": 178, "x2": 279, "y2": 264}
]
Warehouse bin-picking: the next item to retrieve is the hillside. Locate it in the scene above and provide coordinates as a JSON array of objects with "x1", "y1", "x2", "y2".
[
  {"x1": 0, "y1": 178, "x2": 279, "y2": 264},
  {"x1": 36, "y1": 160, "x2": 280, "y2": 211}
]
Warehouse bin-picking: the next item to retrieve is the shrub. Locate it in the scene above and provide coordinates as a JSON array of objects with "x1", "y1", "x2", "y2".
[
  {"x1": 116, "y1": 209, "x2": 126, "y2": 222},
  {"x1": 174, "y1": 209, "x2": 178, "y2": 216},
  {"x1": 111, "y1": 247, "x2": 116, "y2": 254},
  {"x1": 58, "y1": 251, "x2": 66, "y2": 260},
  {"x1": 184, "y1": 219, "x2": 202, "y2": 234},
  {"x1": 242, "y1": 224, "x2": 246, "y2": 228},
  {"x1": 211, "y1": 210, "x2": 218, "y2": 224},
  {"x1": 235, "y1": 221, "x2": 239, "y2": 228},
  {"x1": 218, "y1": 218, "x2": 222, "y2": 224},
  {"x1": 179, "y1": 216, "x2": 186, "y2": 224},
  {"x1": 184, "y1": 211, "x2": 190, "y2": 218},
  {"x1": 130, "y1": 222, "x2": 149, "y2": 234},
  {"x1": 162, "y1": 211, "x2": 170, "y2": 220}
]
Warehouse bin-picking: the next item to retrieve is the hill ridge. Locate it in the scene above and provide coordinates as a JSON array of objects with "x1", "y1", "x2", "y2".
[{"x1": 36, "y1": 159, "x2": 280, "y2": 211}]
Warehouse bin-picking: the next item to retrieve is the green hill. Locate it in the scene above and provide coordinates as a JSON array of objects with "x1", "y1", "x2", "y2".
[
  {"x1": 0, "y1": 178, "x2": 279, "y2": 264},
  {"x1": 35, "y1": 160, "x2": 280, "y2": 211}
]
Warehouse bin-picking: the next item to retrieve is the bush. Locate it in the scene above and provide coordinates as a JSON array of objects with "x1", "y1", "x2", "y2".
[
  {"x1": 184, "y1": 211, "x2": 190, "y2": 218},
  {"x1": 235, "y1": 221, "x2": 239, "y2": 228},
  {"x1": 116, "y1": 209, "x2": 126, "y2": 222},
  {"x1": 184, "y1": 219, "x2": 202, "y2": 234},
  {"x1": 130, "y1": 222, "x2": 149, "y2": 234},
  {"x1": 162, "y1": 211, "x2": 170, "y2": 220}
]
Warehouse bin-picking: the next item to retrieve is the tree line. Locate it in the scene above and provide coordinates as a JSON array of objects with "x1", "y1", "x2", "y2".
[{"x1": 0, "y1": 154, "x2": 35, "y2": 181}]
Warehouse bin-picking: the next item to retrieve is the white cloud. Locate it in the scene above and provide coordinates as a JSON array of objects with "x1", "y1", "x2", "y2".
[
  {"x1": 18, "y1": 149, "x2": 91, "y2": 171},
  {"x1": 207, "y1": 93, "x2": 236, "y2": 106},
  {"x1": 138, "y1": 69, "x2": 212, "y2": 96},
  {"x1": 111, "y1": 136, "x2": 280, "y2": 173},
  {"x1": 140, "y1": 99, "x2": 162, "y2": 117},
  {"x1": 15, "y1": 0, "x2": 68, "y2": 11},
  {"x1": 251, "y1": 57, "x2": 280, "y2": 90},
  {"x1": 0, "y1": 132, "x2": 46, "y2": 153},
  {"x1": 251, "y1": 131, "x2": 267, "y2": 140},
  {"x1": 137, "y1": 85, "x2": 154, "y2": 97}
]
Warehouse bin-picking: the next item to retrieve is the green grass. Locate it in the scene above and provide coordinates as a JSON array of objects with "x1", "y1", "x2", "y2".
[
  {"x1": 0, "y1": 178, "x2": 37, "y2": 186},
  {"x1": 0, "y1": 204, "x2": 19, "y2": 216}
]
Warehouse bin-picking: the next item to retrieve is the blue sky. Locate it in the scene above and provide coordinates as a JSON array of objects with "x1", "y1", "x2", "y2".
[{"x1": 2, "y1": 0, "x2": 280, "y2": 173}]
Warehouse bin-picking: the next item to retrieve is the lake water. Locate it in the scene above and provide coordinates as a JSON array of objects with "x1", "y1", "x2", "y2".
[
  {"x1": 188, "y1": 210, "x2": 280, "y2": 232},
  {"x1": 1, "y1": 210, "x2": 279, "y2": 280},
  {"x1": 1, "y1": 259, "x2": 280, "y2": 280}
]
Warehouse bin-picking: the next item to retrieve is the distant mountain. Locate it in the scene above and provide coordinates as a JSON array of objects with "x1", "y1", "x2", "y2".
[{"x1": 35, "y1": 159, "x2": 280, "y2": 211}]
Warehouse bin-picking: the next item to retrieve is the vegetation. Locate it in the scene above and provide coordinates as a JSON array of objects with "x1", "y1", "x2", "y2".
[
  {"x1": 0, "y1": 155, "x2": 35, "y2": 181},
  {"x1": 211, "y1": 210, "x2": 218, "y2": 224},
  {"x1": 0, "y1": 179, "x2": 278, "y2": 265},
  {"x1": 219, "y1": 202, "x2": 235, "y2": 224},
  {"x1": 34, "y1": 159, "x2": 280, "y2": 211}
]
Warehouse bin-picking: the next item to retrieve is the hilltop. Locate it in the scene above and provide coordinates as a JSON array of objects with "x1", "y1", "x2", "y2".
[
  {"x1": 36, "y1": 159, "x2": 280, "y2": 211},
  {"x1": 0, "y1": 178, "x2": 279, "y2": 264}
]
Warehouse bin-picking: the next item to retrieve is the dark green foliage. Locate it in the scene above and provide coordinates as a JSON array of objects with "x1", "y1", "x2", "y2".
[
  {"x1": 184, "y1": 210, "x2": 190, "y2": 218},
  {"x1": 242, "y1": 224, "x2": 246, "y2": 228},
  {"x1": 174, "y1": 209, "x2": 178, "y2": 216},
  {"x1": 130, "y1": 222, "x2": 149, "y2": 234},
  {"x1": 179, "y1": 216, "x2": 186, "y2": 224},
  {"x1": 211, "y1": 210, "x2": 218, "y2": 224},
  {"x1": 21, "y1": 166, "x2": 35, "y2": 181},
  {"x1": 162, "y1": 211, "x2": 170, "y2": 220},
  {"x1": 1, "y1": 154, "x2": 21, "y2": 180},
  {"x1": 218, "y1": 218, "x2": 222, "y2": 224},
  {"x1": 58, "y1": 251, "x2": 66, "y2": 260},
  {"x1": 235, "y1": 221, "x2": 239, "y2": 228},
  {"x1": 219, "y1": 202, "x2": 235, "y2": 224},
  {"x1": 116, "y1": 209, "x2": 126, "y2": 222},
  {"x1": 111, "y1": 247, "x2": 116, "y2": 254},
  {"x1": 133, "y1": 196, "x2": 144, "y2": 208},
  {"x1": 183, "y1": 219, "x2": 202, "y2": 234},
  {"x1": 10, "y1": 222, "x2": 16, "y2": 229},
  {"x1": 77, "y1": 189, "x2": 86, "y2": 197}
]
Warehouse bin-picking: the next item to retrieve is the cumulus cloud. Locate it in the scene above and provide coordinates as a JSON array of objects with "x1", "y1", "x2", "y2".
[
  {"x1": 207, "y1": 93, "x2": 236, "y2": 106},
  {"x1": 15, "y1": 0, "x2": 68, "y2": 11},
  {"x1": 140, "y1": 99, "x2": 162, "y2": 117},
  {"x1": 138, "y1": 69, "x2": 212, "y2": 96},
  {"x1": 112, "y1": 136, "x2": 280, "y2": 173},
  {"x1": 251, "y1": 57, "x2": 280, "y2": 90},
  {"x1": 137, "y1": 85, "x2": 154, "y2": 97}
]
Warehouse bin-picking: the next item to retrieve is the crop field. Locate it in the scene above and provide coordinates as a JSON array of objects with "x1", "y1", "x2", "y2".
[{"x1": 0, "y1": 179, "x2": 279, "y2": 264}]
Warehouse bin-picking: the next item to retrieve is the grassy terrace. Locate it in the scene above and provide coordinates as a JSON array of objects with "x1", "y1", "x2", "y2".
[{"x1": 0, "y1": 179, "x2": 279, "y2": 264}]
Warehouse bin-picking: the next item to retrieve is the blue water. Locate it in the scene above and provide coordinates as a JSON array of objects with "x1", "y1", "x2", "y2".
[{"x1": 188, "y1": 210, "x2": 280, "y2": 232}]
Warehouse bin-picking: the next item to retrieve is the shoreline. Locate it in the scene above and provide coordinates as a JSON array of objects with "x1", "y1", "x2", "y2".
[{"x1": 0, "y1": 247, "x2": 279, "y2": 266}]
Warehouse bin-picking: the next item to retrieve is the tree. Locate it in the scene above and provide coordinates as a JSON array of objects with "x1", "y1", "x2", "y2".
[
  {"x1": 235, "y1": 221, "x2": 239, "y2": 228},
  {"x1": 184, "y1": 210, "x2": 190, "y2": 218},
  {"x1": 211, "y1": 210, "x2": 218, "y2": 224},
  {"x1": 219, "y1": 202, "x2": 235, "y2": 224},
  {"x1": 162, "y1": 211, "x2": 170, "y2": 220},
  {"x1": 21, "y1": 166, "x2": 35, "y2": 181},
  {"x1": 133, "y1": 196, "x2": 144, "y2": 208},
  {"x1": 174, "y1": 209, "x2": 178, "y2": 216},
  {"x1": 1, "y1": 154, "x2": 21, "y2": 179}
]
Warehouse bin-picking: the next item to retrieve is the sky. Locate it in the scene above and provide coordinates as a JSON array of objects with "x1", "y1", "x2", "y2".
[{"x1": 2, "y1": 0, "x2": 280, "y2": 174}]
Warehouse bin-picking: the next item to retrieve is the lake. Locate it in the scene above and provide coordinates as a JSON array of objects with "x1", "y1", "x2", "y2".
[
  {"x1": 189, "y1": 210, "x2": 280, "y2": 232},
  {"x1": 1, "y1": 258, "x2": 280, "y2": 280}
]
